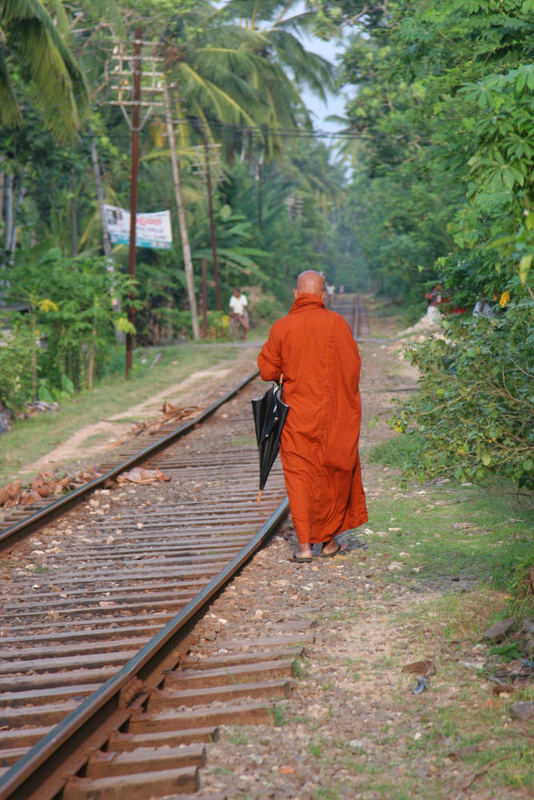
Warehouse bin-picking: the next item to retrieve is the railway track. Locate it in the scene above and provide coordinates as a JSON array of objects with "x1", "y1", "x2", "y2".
[
  {"x1": 0, "y1": 372, "x2": 259, "y2": 546},
  {"x1": 0, "y1": 296, "x2": 367, "y2": 799},
  {"x1": 330, "y1": 294, "x2": 371, "y2": 341},
  {"x1": 0, "y1": 372, "x2": 312, "y2": 800}
]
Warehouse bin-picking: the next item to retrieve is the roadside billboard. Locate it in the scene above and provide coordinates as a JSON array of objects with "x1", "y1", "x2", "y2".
[{"x1": 104, "y1": 205, "x2": 172, "y2": 250}]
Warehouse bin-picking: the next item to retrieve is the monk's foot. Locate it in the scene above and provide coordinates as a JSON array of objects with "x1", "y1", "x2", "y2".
[
  {"x1": 290, "y1": 545, "x2": 312, "y2": 563},
  {"x1": 321, "y1": 540, "x2": 347, "y2": 558}
]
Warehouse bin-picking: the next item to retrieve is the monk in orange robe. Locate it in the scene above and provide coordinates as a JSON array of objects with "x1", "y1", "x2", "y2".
[{"x1": 258, "y1": 270, "x2": 367, "y2": 562}]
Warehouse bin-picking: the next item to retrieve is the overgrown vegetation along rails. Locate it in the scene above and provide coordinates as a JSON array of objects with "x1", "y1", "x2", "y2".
[{"x1": 392, "y1": 308, "x2": 534, "y2": 490}]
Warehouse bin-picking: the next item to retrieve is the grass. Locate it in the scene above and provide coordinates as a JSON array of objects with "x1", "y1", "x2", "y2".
[
  {"x1": 364, "y1": 478, "x2": 534, "y2": 595},
  {"x1": 0, "y1": 341, "x2": 243, "y2": 484},
  {"x1": 309, "y1": 738, "x2": 325, "y2": 758},
  {"x1": 273, "y1": 703, "x2": 287, "y2": 726},
  {"x1": 367, "y1": 431, "x2": 424, "y2": 469},
  {"x1": 343, "y1": 657, "x2": 361, "y2": 681},
  {"x1": 231, "y1": 727, "x2": 249, "y2": 745},
  {"x1": 291, "y1": 656, "x2": 308, "y2": 679}
]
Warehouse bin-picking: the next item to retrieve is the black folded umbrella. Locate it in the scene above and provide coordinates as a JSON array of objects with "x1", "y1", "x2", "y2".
[{"x1": 252, "y1": 382, "x2": 289, "y2": 502}]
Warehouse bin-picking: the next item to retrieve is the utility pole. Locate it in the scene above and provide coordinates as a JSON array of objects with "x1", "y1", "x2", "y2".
[
  {"x1": 201, "y1": 257, "x2": 208, "y2": 338},
  {"x1": 191, "y1": 139, "x2": 223, "y2": 312},
  {"x1": 125, "y1": 29, "x2": 142, "y2": 377},
  {"x1": 203, "y1": 134, "x2": 221, "y2": 310},
  {"x1": 110, "y1": 34, "x2": 166, "y2": 374},
  {"x1": 163, "y1": 85, "x2": 199, "y2": 340}
]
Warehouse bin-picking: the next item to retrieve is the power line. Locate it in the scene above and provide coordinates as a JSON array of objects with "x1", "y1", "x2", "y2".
[
  {"x1": 159, "y1": 114, "x2": 358, "y2": 140},
  {"x1": 13, "y1": 93, "x2": 358, "y2": 141}
]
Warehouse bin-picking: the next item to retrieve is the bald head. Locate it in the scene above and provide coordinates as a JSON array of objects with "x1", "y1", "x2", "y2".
[{"x1": 295, "y1": 270, "x2": 326, "y2": 298}]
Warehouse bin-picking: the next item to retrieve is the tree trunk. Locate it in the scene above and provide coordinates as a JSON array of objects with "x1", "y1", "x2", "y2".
[
  {"x1": 9, "y1": 175, "x2": 26, "y2": 265},
  {"x1": 30, "y1": 310, "x2": 38, "y2": 402},
  {"x1": 4, "y1": 174, "x2": 13, "y2": 254},
  {"x1": 164, "y1": 84, "x2": 199, "y2": 340},
  {"x1": 89, "y1": 127, "x2": 113, "y2": 262},
  {"x1": 201, "y1": 257, "x2": 208, "y2": 338},
  {"x1": 71, "y1": 170, "x2": 78, "y2": 257},
  {"x1": 88, "y1": 341, "x2": 95, "y2": 391},
  {"x1": 203, "y1": 135, "x2": 221, "y2": 310},
  {"x1": 256, "y1": 154, "x2": 263, "y2": 228},
  {"x1": 89, "y1": 127, "x2": 124, "y2": 343},
  {"x1": 0, "y1": 161, "x2": 5, "y2": 230},
  {"x1": 248, "y1": 130, "x2": 253, "y2": 174},
  {"x1": 0, "y1": 163, "x2": 5, "y2": 296}
]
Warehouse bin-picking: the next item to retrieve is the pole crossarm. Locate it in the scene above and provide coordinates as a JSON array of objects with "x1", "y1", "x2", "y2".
[{"x1": 110, "y1": 38, "x2": 165, "y2": 132}]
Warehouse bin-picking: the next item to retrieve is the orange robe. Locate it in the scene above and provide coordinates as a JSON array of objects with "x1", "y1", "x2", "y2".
[{"x1": 258, "y1": 293, "x2": 367, "y2": 544}]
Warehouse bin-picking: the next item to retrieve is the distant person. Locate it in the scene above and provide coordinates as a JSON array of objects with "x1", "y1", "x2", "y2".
[
  {"x1": 425, "y1": 283, "x2": 442, "y2": 323},
  {"x1": 325, "y1": 282, "x2": 335, "y2": 308},
  {"x1": 339, "y1": 284, "x2": 344, "y2": 294},
  {"x1": 229, "y1": 288, "x2": 249, "y2": 340},
  {"x1": 258, "y1": 270, "x2": 367, "y2": 562},
  {"x1": 425, "y1": 283, "x2": 442, "y2": 308}
]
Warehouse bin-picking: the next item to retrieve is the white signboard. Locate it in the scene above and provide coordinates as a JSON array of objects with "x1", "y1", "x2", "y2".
[{"x1": 104, "y1": 205, "x2": 172, "y2": 250}]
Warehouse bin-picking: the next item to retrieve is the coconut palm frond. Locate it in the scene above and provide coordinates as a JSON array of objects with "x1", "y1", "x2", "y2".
[
  {"x1": 15, "y1": 22, "x2": 83, "y2": 134},
  {"x1": 176, "y1": 61, "x2": 259, "y2": 127},
  {"x1": 269, "y1": 29, "x2": 335, "y2": 99},
  {"x1": 0, "y1": 45, "x2": 22, "y2": 125},
  {"x1": 2, "y1": 0, "x2": 88, "y2": 137},
  {"x1": 2, "y1": 0, "x2": 51, "y2": 26},
  {"x1": 222, "y1": 0, "x2": 292, "y2": 26},
  {"x1": 193, "y1": 45, "x2": 263, "y2": 80},
  {"x1": 201, "y1": 24, "x2": 268, "y2": 51},
  {"x1": 42, "y1": 0, "x2": 71, "y2": 38},
  {"x1": 273, "y1": 10, "x2": 317, "y2": 34}
]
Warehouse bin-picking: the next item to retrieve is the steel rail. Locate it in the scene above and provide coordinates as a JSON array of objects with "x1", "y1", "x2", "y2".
[
  {"x1": 0, "y1": 496, "x2": 289, "y2": 800},
  {"x1": 0, "y1": 368, "x2": 260, "y2": 548}
]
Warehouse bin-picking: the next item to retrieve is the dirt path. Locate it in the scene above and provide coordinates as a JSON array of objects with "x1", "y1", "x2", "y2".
[{"x1": 30, "y1": 346, "x2": 260, "y2": 475}]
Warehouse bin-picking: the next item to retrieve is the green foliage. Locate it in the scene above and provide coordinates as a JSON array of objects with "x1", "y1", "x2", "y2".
[
  {"x1": 322, "y1": 0, "x2": 534, "y2": 485},
  {"x1": 331, "y1": 0, "x2": 534, "y2": 303},
  {"x1": 37, "y1": 373, "x2": 75, "y2": 404},
  {"x1": 392, "y1": 304, "x2": 534, "y2": 486},
  {"x1": 273, "y1": 703, "x2": 287, "y2": 726},
  {"x1": 0, "y1": 321, "x2": 34, "y2": 410},
  {"x1": 488, "y1": 641, "x2": 524, "y2": 661},
  {"x1": 205, "y1": 310, "x2": 229, "y2": 339},
  {"x1": 252, "y1": 294, "x2": 285, "y2": 323},
  {"x1": 367, "y1": 431, "x2": 425, "y2": 471},
  {"x1": 506, "y1": 550, "x2": 534, "y2": 614},
  {"x1": 6, "y1": 247, "x2": 132, "y2": 395}
]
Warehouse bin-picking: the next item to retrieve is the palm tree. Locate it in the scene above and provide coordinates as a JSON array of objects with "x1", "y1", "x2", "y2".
[
  {"x1": 220, "y1": 0, "x2": 335, "y2": 111},
  {"x1": 153, "y1": 3, "x2": 333, "y2": 322},
  {"x1": 0, "y1": 0, "x2": 88, "y2": 138},
  {"x1": 156, "y1": 8, "x2": 301, "y2": 328}
]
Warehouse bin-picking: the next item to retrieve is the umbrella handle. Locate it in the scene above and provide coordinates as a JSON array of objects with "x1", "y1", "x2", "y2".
[{"x1": 257, "y1": 490, "x2": 263, "y2": 504}]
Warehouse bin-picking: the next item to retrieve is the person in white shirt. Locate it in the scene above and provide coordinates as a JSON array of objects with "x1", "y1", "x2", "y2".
[{"x1": 229, "y1": 288, "x2": 249, "y2": 339}]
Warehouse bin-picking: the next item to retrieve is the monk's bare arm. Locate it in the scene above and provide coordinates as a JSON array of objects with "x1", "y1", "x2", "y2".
[{"x1": 257, "y1": 323, "x2": 283, "y2": 382}]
